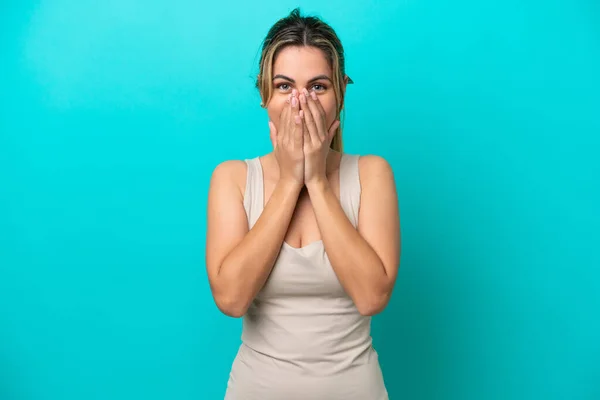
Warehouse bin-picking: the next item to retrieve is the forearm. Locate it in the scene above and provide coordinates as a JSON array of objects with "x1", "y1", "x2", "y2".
[
  {"x1": 216, "y1": 180, "x2": 302, "y2": 315},
  {"x1": 307, "y1": 180, "x2": 391, "y2": 315}
]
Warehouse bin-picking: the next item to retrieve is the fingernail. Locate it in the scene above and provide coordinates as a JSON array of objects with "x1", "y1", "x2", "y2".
[
  {"x1": 299, "y1": 94, "x2": 306, "y2": 104},
  {"x1": 310, "y1": 90, "x2": 317, "y2": 100},
  {"x1": 299, "y1": 110, "x2": 304, "y2": 118},
  {"x1": 292, "y1": 97, "x2": 298, "y2": 107},
  {"x1": 302, "y1": 88, "x2": 309, "y2": 96},
  {"x1": 292, "y1": 89, "x2": 298, "y2": 97}
]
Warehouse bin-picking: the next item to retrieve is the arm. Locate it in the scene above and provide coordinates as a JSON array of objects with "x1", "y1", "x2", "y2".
[
  {"x1": 205, "y1": 160, "x2": 302, "y2": 317},
  {"x1": 306, "y1": 155, "x2": 401, "y2": 316}
]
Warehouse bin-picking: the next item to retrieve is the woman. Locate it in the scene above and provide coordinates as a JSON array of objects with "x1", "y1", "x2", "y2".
[{"x1": 206, "y1": 8, "x2": 401, "y2": 400}]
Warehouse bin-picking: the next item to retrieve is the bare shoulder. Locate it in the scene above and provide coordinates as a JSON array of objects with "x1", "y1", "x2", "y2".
[
  {"x1": 209, "y1": 159, "x2": 248, "y2": 195},
  {"x1": 211, "y1": 159, "x2": 247, "y2": 182},
  {"x1": 357, "y1": 154, "x2": 395, "y2": 187}
]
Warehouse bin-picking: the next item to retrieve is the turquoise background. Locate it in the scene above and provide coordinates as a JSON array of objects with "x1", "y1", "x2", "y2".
[{"x1": 1, "y1": 0, "x2": 599, "y2": 399}]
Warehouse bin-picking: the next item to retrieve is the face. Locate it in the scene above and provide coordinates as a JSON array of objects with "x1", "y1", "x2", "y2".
[{"x1": 265, "y1": 46, "x2": 344, "y2": 134}]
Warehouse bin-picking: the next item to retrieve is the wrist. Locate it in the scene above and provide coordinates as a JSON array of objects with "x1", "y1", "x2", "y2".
[
  {"x1": 276, "y1": 178, "x2": 304, "y2": 193},
  {"x1": 305, "y1": 178, "x2": 330, "y2": 193}
]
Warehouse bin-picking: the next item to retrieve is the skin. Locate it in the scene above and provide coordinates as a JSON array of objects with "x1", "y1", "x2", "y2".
[{"x1": 206, "y1": 46, "x2": 401, "y2": 317}]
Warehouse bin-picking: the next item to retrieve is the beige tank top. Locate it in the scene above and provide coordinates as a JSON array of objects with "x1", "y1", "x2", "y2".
[{"x1": 224, "y1": 153, "x2": 388, "y2": 400}]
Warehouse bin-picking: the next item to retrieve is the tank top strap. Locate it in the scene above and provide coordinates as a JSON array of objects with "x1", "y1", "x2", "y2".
[
  {"x1": 243, "y1": 157, "x2": 265, "y2": 229},
  {"x1": 338, "y1": 153, "x2": 361, "y2": 228}
]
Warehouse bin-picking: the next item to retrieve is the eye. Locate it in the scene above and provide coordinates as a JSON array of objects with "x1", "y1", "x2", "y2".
[
  {"x1": 311, "y1": 83, "x2": 327, "y2": 92},
  {"x1": 275, "y1": 83, "x2": 292, "y2": 92}
]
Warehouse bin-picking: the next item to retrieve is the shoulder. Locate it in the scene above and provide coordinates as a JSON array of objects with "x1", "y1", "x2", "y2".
[
  {"x1": 356, "y1": 154, "x2": 395, "y2": 187},
  {"x1": 211, "y1": 159, "x2": 247, "y2": 180},
  {"x1": 209, "y1": 159, "x2": 248, "y2": 197}
]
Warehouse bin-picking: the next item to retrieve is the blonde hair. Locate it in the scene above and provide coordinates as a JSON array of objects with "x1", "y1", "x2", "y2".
[{"x1": 255, "y1": 8, "x2": 353, "y2": 152}]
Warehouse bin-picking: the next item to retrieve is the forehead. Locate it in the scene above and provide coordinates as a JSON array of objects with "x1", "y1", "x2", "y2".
[{"x1": 273, "y1": 46, "x2": 331, "y2": 77}]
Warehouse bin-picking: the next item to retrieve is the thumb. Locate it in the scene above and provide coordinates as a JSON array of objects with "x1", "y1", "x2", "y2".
[
  {"x1": 268, "y1": 120, "x2": 278, "y2": 149},
  {"x1": 328, "y1": 120, "x2": 340, "y2": 142}
]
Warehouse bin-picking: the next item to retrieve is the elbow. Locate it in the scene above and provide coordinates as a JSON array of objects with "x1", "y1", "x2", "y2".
[
  {"x1": 215, "y1": 296, "x2": 248, "y2": 318},
  {"x1": 356, "y1": 302, "x2": 385, "y2": 317},
  {"x1": 209, "y1": 274, "x2": 250, "y2": 318},
  {"x1": 356, "y1": 290, "x2": 392, "y2": 316},
  {"x1": 211, "y1": 284, "x2": 250, "y2": 318},
  {"x1": 222, "y1": 308, "x2": 247, "y2": 318}
]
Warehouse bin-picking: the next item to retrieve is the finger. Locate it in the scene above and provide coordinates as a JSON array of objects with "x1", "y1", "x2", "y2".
[
  {"x1": 300, "y1": 110, "x2": 310, "y2": 145},
  {"x1": 268, "y1": 120, "x2": 277, "y2": 149},
  {"x1": 286, "y1": 94, "x2": 295, "y2": 147},
  {"x1": 280, "y1": 101, "x2": 290, "y2": 147},
  {"x1": 328, "y1": 119, "x2": 341, "y2": 142},
  {"x1": 294, "y1": 111, "x2": 304, "y2": 148},
  {"x1": 291, "y1": 89, "x2": 300, "y2": 115},
  {"x1": 299, "y1": 90, "x2": 320, "y2": 145},
  {"x1": 309, "y1": 89, "x2": 327, "y2": 122},
  {"x1": 305, "y1": 89, "x2": 327, "y2": 140},
  {"x1": 289, "y1": 90, "x2": 299, "y2": 146}
]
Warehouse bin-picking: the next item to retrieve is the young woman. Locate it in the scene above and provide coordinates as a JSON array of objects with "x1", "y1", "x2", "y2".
[{"x1": 206, "y1": 8, "x2": 401, "y2": 400}]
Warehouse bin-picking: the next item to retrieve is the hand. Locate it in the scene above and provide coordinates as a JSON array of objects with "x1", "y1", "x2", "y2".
[
  {"x1": 298, "y1": 88, "x2": 340, "y2": 187},
  {"x1": 268, "y1": 89, "x2": 305, "y2": 187}
]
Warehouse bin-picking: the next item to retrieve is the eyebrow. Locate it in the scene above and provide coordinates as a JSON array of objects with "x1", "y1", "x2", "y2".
[{"x1": 272, "y1": 74, "x2": 332, "y2": 83}]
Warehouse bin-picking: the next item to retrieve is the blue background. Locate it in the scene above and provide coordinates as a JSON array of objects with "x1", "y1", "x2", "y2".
[{"x1": 1, "y1": 1, "x2": 599, "y2": 399}]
